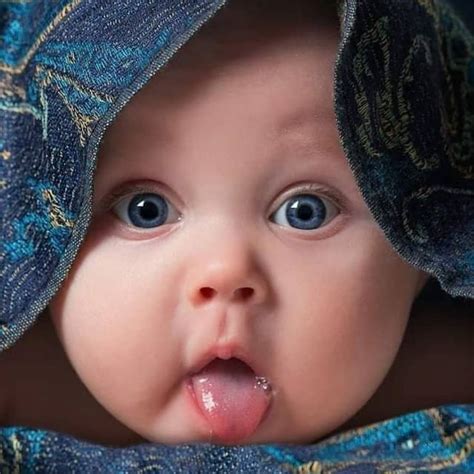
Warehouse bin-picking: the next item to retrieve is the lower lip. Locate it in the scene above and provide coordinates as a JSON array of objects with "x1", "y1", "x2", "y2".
[{"x1": 184, "y1": 377, "x2": 272, "y2": 444}]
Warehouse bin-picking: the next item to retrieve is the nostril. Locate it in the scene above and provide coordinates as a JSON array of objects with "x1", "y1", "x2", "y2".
[
  {"x1": 235, "y1": 287, "x2": 254, "y2": 300},
  {"x1": 199, "y1": 287, "x2": 254, "y2": 300},
  {"x1": 200, "y1": 287, "x2": 216, "y2": 299}
]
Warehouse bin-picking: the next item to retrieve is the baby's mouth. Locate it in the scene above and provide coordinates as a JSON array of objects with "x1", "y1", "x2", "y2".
[{"x1": 187, "y1": 357, "x2": 273, "y2": 443}]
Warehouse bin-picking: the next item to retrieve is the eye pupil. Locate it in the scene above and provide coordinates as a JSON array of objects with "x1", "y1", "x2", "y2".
[
  {"x1": 127, "y1": 193, "x2": 168, "y2": 228},
  {"x1": 137, "y1": 200, "x2": 159, "y2": 220},
  {"x1": 297, "y1": 204, "x2": 314, "y2": 221}
]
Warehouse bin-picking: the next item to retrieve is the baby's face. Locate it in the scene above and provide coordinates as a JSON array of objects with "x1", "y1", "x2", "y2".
[{"x1": 49, "y1": 15, "x2": 426, "y2": 444}]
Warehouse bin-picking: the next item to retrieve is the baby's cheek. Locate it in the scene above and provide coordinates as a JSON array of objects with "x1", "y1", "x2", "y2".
[
  {"x1": 48, "y1": 233, "x2": 181, "y2": 423},
  {"x1": 272, "y1": 232, "x2": 418, "y2": 440},
  {"x1": 277, "y1": 312, "x2": 401, "y2": 441}
]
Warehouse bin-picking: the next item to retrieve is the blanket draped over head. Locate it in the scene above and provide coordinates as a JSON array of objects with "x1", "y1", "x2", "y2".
[{"x1": 0, "y1": 0, "x2": 473, "y2": 471}]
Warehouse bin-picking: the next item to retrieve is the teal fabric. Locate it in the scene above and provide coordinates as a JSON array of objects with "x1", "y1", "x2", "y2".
[
  {"x1": 0, "y1": 0, "x2": 473, "y2": 471},
  {"x1": 1, "y1": 405, "x2": 473, "y2": 473}
]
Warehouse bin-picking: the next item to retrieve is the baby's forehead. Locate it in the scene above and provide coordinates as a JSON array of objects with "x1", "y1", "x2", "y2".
[
  {"x1": 109, "y1": 3, "x2": 341, "y2": 136},
  {"x1": 107, "y1": 32, "x2": 340, "y2": 159},
  {"x1": 98, "y1": 0, "x2": 347, "y2": 181},
  {"x1": 125, "y1": 0, "x2": 341, "y2": 124},
  {"x1": 157, "y1": 0, "x2": 340, "y2": 79}
]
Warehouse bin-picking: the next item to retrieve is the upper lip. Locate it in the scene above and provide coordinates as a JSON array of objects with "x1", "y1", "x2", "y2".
[{"x1": 188, "y1": 344, "x2": 264, "y2": 377}]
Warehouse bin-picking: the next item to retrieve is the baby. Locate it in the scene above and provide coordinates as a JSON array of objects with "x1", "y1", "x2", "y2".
[{"x1": 0, "y1": 0, "x2": 472, "y2": 450}]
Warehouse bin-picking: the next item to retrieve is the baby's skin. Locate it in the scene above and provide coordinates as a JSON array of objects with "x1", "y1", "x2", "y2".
[
  {"x1": 1, "y1": 297, "x2": 472, "y2": 446},
  {"x1": 0, "y1": 1, "x2": 472, "y2": 447}
]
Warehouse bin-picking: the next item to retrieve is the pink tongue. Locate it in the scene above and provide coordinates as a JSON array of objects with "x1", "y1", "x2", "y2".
[{"x1": 191, "y1": 358, "x2": 272, "y2": 443}]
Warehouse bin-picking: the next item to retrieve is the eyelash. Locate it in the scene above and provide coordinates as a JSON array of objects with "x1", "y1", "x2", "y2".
[
  {"x1": 274, "y1": 183, "x2": 346, "y2": 213},
  {"x1": 102, "y1": 183, "x2": 164, "y2": 212},
  {"x1": 101, "y1": 181, "x2": 347, "y2": 226}
]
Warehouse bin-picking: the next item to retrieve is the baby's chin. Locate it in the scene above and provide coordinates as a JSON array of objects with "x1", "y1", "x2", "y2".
[{"x1": 120, "y1": 383, "x2": 355, "y2": 447}]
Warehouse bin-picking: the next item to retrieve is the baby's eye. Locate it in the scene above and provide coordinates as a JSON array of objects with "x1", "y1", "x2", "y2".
[
  {"x1": 112, "y1": 192, "x2": 180, "y2": 229},
  {"x1": 270, "y1": 193, "x2": 339, "y2": 231}
]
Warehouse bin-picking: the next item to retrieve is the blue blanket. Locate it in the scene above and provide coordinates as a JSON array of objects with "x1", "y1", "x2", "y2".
[{"x1": 1, "y1": 404, "x2": 473, "y2": 472}]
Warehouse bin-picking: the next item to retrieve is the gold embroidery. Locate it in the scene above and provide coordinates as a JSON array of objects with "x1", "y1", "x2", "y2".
[
  {"x1": 0, "y1": 150, "x2": 11, "y2": 160},
  {"x1": 353, "y1": 17, "x2": 439, "y2": 170},
  {"x1": 41, "y1": 188, "x2": 75, "y2": 228},
  {"x1": 418, "y1": 0, "x2": 437, "y2": 18},
  {"x1": 0, "y1": 0, "x2": 83, "y2": 74},
  {"x1": 9, "y1": 434, "x2": 22, "y2": 474},
  {"x1": 0, "y1": 76, "x2": 27, "y2": 101},
  {"x1": 34, "y1": 65, "x2": 113, "y2": 145},
  {"x1": 294, "y1": 461, "x2": 323, "y2": 474}
]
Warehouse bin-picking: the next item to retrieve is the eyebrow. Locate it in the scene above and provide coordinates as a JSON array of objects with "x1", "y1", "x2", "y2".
[{"x1": 273, "y1": 109, "x2": 343, "y2": 162}]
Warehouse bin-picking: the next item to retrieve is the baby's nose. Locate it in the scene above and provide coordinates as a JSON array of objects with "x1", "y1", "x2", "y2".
[
  {"x1": 199, "y1": 285, "x2": 255, "y2": 302},
  {"x1": 186, "y1": 260, "x2": 268, "y2": 308}
]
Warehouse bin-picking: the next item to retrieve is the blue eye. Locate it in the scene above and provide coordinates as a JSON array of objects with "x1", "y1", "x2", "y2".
[
  {"x1": 111, "y1": 190, "x2": 339, "y2": 231},
  {"x1": 113, "y1": 192, "x2": 179, "y2": 229},
  {"x1": 270, "y1": 193, "x2": 339, "y2": 231}
]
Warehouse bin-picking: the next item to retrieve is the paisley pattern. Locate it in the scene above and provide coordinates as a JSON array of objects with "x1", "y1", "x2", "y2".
[
  {"x1": 334, "y1": 0, "x2": 474, "y2": 297},
  {"x1": 0, "y1": 405, "x2": 473, "y2": 472},
  {"x1": 0, "y1": 0, "x2": 473, "y2": 471}
]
